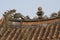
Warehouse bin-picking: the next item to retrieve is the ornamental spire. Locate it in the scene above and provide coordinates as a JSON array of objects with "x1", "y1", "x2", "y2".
[{"x1": 37, "y1": 6, "x2": 44, "y2": 19}]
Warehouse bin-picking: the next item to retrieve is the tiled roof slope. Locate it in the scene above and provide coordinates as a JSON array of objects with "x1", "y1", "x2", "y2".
[
  {"x1": 0, "y1": 22, "x2": 60, "y2": 40},
  {"x1": 0, "y1": 17, "x2": 4, "y2": 27}
]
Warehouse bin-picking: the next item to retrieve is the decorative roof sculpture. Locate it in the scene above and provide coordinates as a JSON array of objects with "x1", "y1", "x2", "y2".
[
  {"x1": 37, "y1": 6, "x2": 44, "y2": 19},
  {"x1": 58, "y1": 10, "x2": 60, "y2": 16},
  {"x1": 14, "y1": 13, "x2": 25, "y2": 19},
  {"x1": 50, "y1": 12, "x2": 58, "y2": 18},
  {"x1": 0, "y1": 7, "x2": 60, "y2": 40},
  {"x1": 43, "y1": 15, "x2": 48, "y2": 19}
]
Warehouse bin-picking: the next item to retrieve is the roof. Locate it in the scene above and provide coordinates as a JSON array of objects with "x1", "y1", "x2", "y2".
[
  {"x1": 0, "y1": 17, "x2": 5, "y2": 27},
  {"x1": 0, "y1": 9, "x2": 60, "y2": 40},
  {"x1": 0, "y1": 22, "x2": 60, "y2": 40}
]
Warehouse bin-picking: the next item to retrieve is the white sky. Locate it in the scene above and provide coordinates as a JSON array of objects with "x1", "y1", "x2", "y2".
[{"x1": 0, "y1": 0, "x2": 60, "y2": 19}]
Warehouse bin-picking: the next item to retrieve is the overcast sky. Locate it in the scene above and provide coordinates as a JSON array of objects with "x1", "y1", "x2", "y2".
[{"x1": 0, "y1": 0, "x2": 60, "y2": 19}]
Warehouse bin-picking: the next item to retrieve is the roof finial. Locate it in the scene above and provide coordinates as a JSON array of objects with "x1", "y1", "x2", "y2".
[{"x1": 37, "y1": 6, "x2": 44, "y2": 19}]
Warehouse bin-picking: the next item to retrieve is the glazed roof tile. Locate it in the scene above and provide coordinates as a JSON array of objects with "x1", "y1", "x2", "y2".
[{"x1": 0, "y1": 23, "x2": 60, "y2": 40}]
